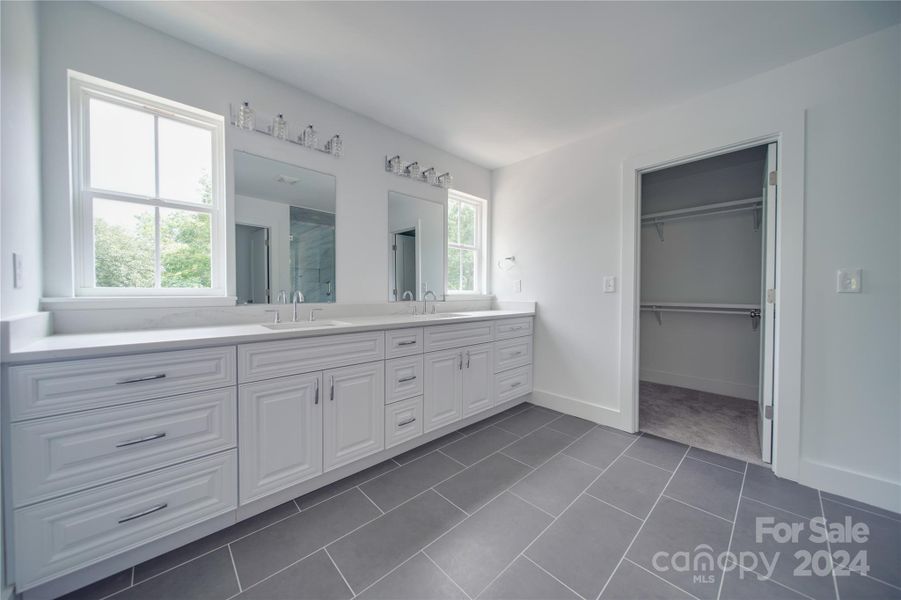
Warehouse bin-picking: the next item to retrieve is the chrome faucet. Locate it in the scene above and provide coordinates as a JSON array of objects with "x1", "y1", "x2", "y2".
[
  {"x1": 292, "y1": 291, "x2": 305, "y2": 322},
  {"x1": 402, "y1": 290, "x2": 416, "y2": 315},
  {"x1": 423, "y1": 290, "x2": 437, "y2": 315},
  {"x1": 276, "y1": 290, "x2": 288, "y2": 304},
  {"x1": 309, "y1": 308, "x2": 324, "y2": 322},
  {"x1": 264, "y1": 309, "x2": 280, "y2": 324}
]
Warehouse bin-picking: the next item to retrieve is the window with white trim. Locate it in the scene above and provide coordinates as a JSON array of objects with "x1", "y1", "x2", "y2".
[
  {"x1": 70, "y1": 73, "x2": 225, "y2": 296},
  {"x1": 447, "y1": 190, "x2": 486, "y2": 294}
]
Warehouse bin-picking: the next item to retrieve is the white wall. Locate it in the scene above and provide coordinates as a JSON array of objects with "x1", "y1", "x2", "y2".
[
  {"x1": 492, "y1": 26, "x2": 901, "y2": 511},
  {"x1": 1, "y1": 0, "x2": 43, "y2": 320},
  {"x1": 37, "y1": 1, "x2": 489, "y2": 304}
]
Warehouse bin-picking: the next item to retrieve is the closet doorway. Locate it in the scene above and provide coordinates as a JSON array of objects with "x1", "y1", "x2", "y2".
[{"x1": 637, "y1": 143, "x2": 777, "y2": 464}]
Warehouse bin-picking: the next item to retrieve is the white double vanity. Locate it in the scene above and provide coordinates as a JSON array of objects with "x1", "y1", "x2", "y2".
[{"x1": 2, "y1": 309, "x2": 533, "y2": 596}]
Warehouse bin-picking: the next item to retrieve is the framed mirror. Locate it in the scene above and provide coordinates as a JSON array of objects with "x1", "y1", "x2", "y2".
[
  {"x1": 387, "y1": 191, "x2": 445, "y2": 301},
  {"x1": 234, "y1": 151, "x2": 336, "y2": 304}
]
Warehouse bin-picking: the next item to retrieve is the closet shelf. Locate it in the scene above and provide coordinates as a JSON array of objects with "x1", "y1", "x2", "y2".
[
  {"x1": 641, "y1": 197, "x2": 763, "y2": 241},
  {"x1": 640, "y1": 302, "x2": 762, "y2": 330}
]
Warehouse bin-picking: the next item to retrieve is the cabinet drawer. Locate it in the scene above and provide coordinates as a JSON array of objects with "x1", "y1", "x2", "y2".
[
  {"x1": 385, "y1": 396, "x2": 423, "y2": 449},
  {"x1": 11, "y1": 388, "x2": 236, "y2": 508},
  {"x1": 495, "y1": 317, "x2": 533, "y2": 340},
  {"x1": 386, "y1": 356, "x2": 424, "y2": 404},
  {"x1": 496, "y1": 365, "x2": 533, "y2": 404},
  {"x1": 424, "y1": 321, "x2": 494, "y2": 353},
  {"x1": 385, "y1": 328, "x2": 423, "y2": 359},
  {"x1": 14, "y1": 451, "x2": 237, "y2": 590},
  {"x1": 10, "y1": 347, "x2": 237, "y2": 421},
  {"x1": 494, "y1": 337, "x2": 533, "y2": 373},
  {"x1": 239, "y1": 331, "x2": 385, "y2": 383}
]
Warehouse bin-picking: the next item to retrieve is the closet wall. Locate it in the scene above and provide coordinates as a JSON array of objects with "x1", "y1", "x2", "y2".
[{"x1": 639, "y1": 147, "x2": 766, "y2": 400}]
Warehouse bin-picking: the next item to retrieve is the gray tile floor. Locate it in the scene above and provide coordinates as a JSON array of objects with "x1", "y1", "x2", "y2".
[{"x1": 60, "y1": 402, "x2": 901, "y2": 600}]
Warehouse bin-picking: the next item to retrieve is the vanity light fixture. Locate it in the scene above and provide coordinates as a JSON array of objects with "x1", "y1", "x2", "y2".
[
  {"x1": 384, "y1": 157, "x2": 452, "y2": 189},
  {"x1": 228, "y1": 103, "x2": 343, "y2": 158},
  {"x1": 326, "y1": 134, "x2": 343, "y2": 157}
]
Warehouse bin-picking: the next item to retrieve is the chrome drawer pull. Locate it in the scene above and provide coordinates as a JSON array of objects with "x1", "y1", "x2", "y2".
[
  {"x1": 116, "y1": 374, "x2": 166, "y2": 385},
  {"x1": 118, "y1": 503, "x2": 168, "y2": 524},
  {"x1": 508, "y1": 326, "x2": 523, "y2": 331},
  {"x1": 510, "y1": 382, "x2": 522, "y2": 388},
  {"x1": 397, "y1": 417, "x2": 417, "y2": 427},
  {"x1": 397, "y1": 340, "x2": 417, "y2": 346},
  {"x1": 116, "y1": 432, "x2": 167, "y2": 448},
  {"x1": 398, "y1": 375, "x2": 417, "y2": 383},
  {"x1": 509, "y1": 351, "x2": 523, "y2": 357},
  {"x1": 315, "y1": 379, "x2": 320, "y2": 405}
]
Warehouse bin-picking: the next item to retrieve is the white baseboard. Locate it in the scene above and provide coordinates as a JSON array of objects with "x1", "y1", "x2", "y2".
[
  {"x1": 799, "y1": 458, "x2": 901, "y2": 515},
  {"x1": 530, "y1": 389, "x2": 632, "y2": 432},
  {"x1": 640, "y1": 368, "x2": 758, "y2": 401}
]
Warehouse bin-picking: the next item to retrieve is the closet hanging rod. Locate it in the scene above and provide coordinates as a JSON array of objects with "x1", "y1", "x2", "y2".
[
  {"x1": 640, "y1": 197, "x2": 762, "y2": 222},
  {"x1": 640, "y1": 305, "x2": 761, "y2": 330}
]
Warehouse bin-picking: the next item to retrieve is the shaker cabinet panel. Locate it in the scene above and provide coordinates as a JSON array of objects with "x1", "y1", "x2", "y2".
[{"x1": 323, "y1": 361, "x2": 385, "y2": 471}]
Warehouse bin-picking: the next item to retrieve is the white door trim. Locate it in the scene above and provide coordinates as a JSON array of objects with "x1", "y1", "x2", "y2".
[{"x1": 617, "y1": 110, "x2": 806, "y2": 481}]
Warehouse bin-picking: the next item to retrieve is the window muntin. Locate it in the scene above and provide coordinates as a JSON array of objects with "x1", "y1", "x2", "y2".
[
  {"x1": 71, "y1": 74, "x2": 225, "y2": 296},
  {"x1": 447, "y1": 191, "x2": 485, "y2": 294}
]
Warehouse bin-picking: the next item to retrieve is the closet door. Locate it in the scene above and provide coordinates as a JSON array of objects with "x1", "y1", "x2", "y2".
[{"x1": 758, "y1": 142, "x2": 778, "y2": 464}]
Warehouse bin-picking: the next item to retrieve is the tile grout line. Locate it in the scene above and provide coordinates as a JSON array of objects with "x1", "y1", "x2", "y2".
[
  {"x1": 437, "y1": 448, "x2": 469, "y2": 468},
  {"x1": 721, "y1": 557, "x2": 818, "y2": 600},
  {"x1": 466, "y1": 433, "x2": 645, "y2": 600},
  {"x1": 818, "y1": 490, "x2": 842, "y2": 600},
  {"x1": 583, "y1": 491, "x2": 646, "y2": 522},
  {"x1": 422, "y1": 551, "x2": 474, "y2": 600},
  {"x1": 819, "y1": 496, "x2": 901, "y2": 523},
  {"x1": 715, "y1": 461, "x2": 748, "y2": 600},
  {"x1": 683, "y1": 450, "x2": 746, "y2": 474},
  {"x1": 350, "y1": 552, "x2": 422, "y2": 599},
  {"x1": 522, "y1": 554, "x2": 588, "y2": 600},
  {"x1": 227, "y1": 543, "x2": 243, "y2": 593},
  {"x1": 739, "y1": 494, "x2": 818, "y2": 522},
  {"x1": 324, "y1": 546, "x2": 357, "y2": 597},
  {"x1": 497, "y1": 450, "x2": 538, "y2": 469},
  {"x1": 594, "y1": 446, "x2": 691, "y2": 600},
  {"x1": 430, "y1": 486, "x2": 471, "y2": 517},
  {"x1": 357, "y1": 485, "x2": 384, "y2": 515},
  {"x1": 660, "y1": 493, "x2": 734, "y2": 524},
  {"x1": 623, "y1": 558, "x2": 703, "y2": 600},
  {"x1": 615, "y1": 453, "x2": 675, "y2": 474},
  {"x1": 298, "y1": 463, "x2": 401, "y2": 512},
  {"x1": 507, "y1": 489, "x2": 557, "y2": 519},
  {"x1": 559, "y1": 451, "x2": 606, "y2": 472}
]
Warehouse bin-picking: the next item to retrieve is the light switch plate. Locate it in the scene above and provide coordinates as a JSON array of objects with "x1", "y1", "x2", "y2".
[
  {"x1": 513, "y1": 280, "x2": 522, "y2": 293},
  {"x1": 12, "y1": 253, "x2": 23, "y2": 289},
  {"x1": 603, "y1": 275, "x2": 616, "y2": 293},
  {"x1": 836, "y1": 268, "x2": 861, "y2": 293}
]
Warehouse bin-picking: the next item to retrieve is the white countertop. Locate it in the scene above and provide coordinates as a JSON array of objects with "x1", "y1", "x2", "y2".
[{"x1": 4, "y1": 309, "x2": 534, "y2": 364}]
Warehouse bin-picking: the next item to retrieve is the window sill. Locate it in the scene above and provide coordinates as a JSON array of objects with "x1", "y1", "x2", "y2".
[
  {"x1": 444, "y1": 293, "x2": 495, "y2": 301},
  {"x1": 41, "y1": 296, "x2": 238, "y2": 311}
]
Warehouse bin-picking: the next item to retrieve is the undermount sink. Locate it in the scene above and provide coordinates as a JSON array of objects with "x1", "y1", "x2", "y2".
[
  {"x1": 262, "y1": 320, "x2": 350, "y2": 330},
  {"x1": 413, "y1": 313, "x2": 467, "y2": 320}
]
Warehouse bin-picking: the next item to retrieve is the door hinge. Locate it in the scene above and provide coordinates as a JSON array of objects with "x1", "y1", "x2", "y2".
[
  {"x1": 766, "y1": 288, "x2": 776, "y2": 304},
  {"x1": 764, "y1": 405, "x2": 773, "y2": 420},
  {"x1": 768, "y1": 170, "x2": 777, "y2": 186},
  {"x1": 392, "y1": 244, "x2": 397, "y2": 251}
]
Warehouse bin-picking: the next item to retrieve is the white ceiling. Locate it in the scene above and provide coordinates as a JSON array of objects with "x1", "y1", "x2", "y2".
[
  {"x1": 234, "y1": 151, "x2": 336, "y2": 213},
  {"x1": 99, "y1": 1, "x2": 900, "y2": 169}
]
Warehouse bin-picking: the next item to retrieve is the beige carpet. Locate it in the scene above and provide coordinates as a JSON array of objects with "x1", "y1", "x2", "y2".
[{"x1": 639, "y1": 381, "x2": 764, "y2": 465}]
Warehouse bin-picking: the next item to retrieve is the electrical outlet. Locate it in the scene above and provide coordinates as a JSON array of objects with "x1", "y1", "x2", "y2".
[
  {"x1": 513, "y1": 280, "x2": 522, "y2": 293},
  {"x1": 603, "y1": 275, "x2": 616, "y2": 293},
  {"x1": 12, "y1": 253, "x2": 23, "y2": 289},
  {"x1": 836, "y1": 269, "x2": 862, "y2": 293}
]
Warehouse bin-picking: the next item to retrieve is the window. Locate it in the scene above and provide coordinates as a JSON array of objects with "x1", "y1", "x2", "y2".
[
  {"x1": 70, "y1": 72, "x2": 225, "y2": 296},
  {"x1": 447, "y1": 190, "x2": 486, "y2": 294}
]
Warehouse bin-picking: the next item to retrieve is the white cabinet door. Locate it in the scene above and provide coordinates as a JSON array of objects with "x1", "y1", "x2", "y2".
[
  {"x1": 323, "y1": 361, "x2": 385, "y2": 471},
  {"x1": 423, "y1": 348, "x2": 463, "y2": 432},
  {"x1": 239, "y1": 374, "x2": 323, "y2": 504},
  {"x1": 462, "y1": 343, "x2": 495, "y2": 417}
]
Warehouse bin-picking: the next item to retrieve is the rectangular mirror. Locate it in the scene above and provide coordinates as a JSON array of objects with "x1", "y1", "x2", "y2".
[
  {"x1": 234, "y1": 151, "x2": 336, "y2": 304},
  {"x1": 387, "y1": 191, "x2": 445, "y2": 301}
]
